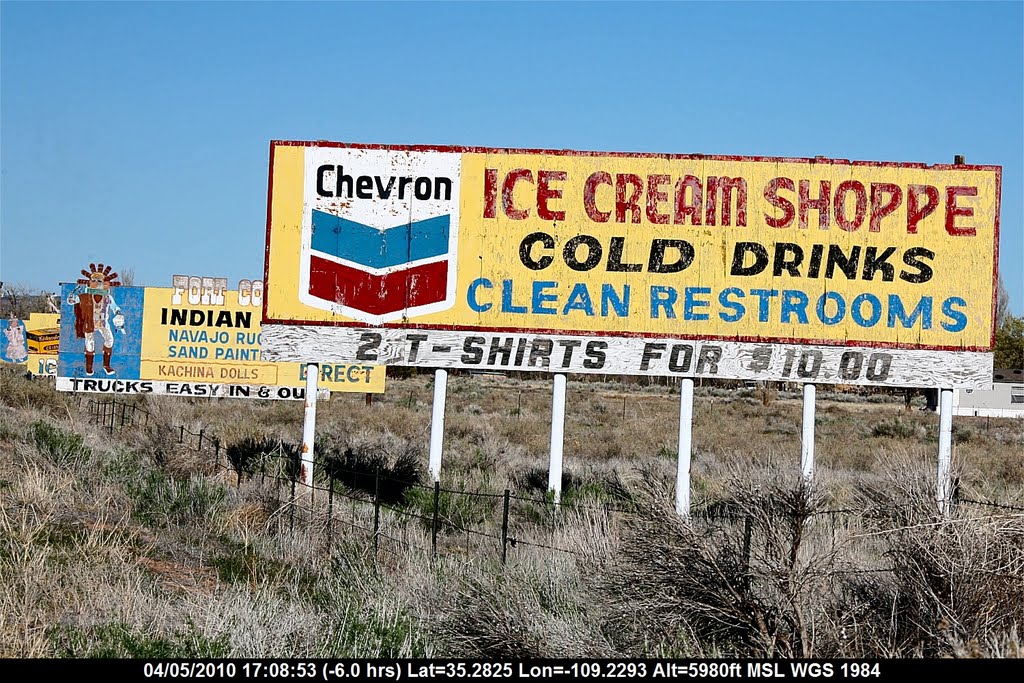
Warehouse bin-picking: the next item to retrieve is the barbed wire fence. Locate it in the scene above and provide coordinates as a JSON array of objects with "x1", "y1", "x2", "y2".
[
  {"x1": 77, "y1": 396, "x2": 1024, "y2": 569},
  {"x1": 78, "y1": 396, "x2": 605, "y2": 562}
]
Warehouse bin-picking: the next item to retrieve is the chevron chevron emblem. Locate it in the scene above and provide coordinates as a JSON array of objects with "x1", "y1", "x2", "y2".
[{"x1": 298, "y1": 149, "x2": 462, "y2": 324}]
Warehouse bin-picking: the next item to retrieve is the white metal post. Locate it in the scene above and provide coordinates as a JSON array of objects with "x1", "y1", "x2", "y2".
[
  {"x1": 300, "y1": 363, "x2": 318, "y2": 487},
  {"x1": 937, "y1": 387, "x2": 954, "y2": 516},
  {"x1": 675, "y1": 378, "x2": 695, "y2": 517},
  {"x1": 548, "y1": 373, "x2": 567, "y2": 507},
  {"x1": 428, "y1": 368, "x2": 448, "y2": 482},
  {"x1": 801, "y1": 383, "x2": 816, "y2": 482}
]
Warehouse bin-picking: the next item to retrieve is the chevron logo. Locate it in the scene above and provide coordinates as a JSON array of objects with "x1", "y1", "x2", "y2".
[
  {"x1": 307, "y1": 210, "x2": 453, "y2": 318},
  {"x1": 298, "y1": 149, "x2": 462, "y2": 324}
]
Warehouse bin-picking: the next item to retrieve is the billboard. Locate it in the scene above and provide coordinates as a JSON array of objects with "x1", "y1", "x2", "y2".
[
  {"x1": 56, "y1": 267, "x2": 385, "y2": 397},
  {"x1": 2, "y1": 312, "x2": 59, "y2": 374},
  {"x1": 261, "y1": 142, "x2": 999, "y2": 388},
  {"x1": 26, "y1": 312, "x2": 60, "y2": 377},
  {"x1": 1, "y1": 315, "x2": 29, "y2": 364}
]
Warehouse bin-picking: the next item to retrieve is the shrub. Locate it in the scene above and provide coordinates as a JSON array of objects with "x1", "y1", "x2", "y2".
[
  {"x1": 597, "y1": 475, "x2": 837, "y2": 658},
  {"x1": 871, "y1": 416, "x2": 918, "y2": 439},
  {"x1": 405, "y1": 483, "x2": 498, "y2": 537},
  {"x1": 516, "y1": 465, "x2": 579, "y2": 494},
  {"x1": 249, "y1": 439, "x2": 302, "y2": 482},
  {"x1": 208, "y1": 544, "x2": 291, "y2": 585},
  {"x1": 31, "y1": 420, "x2": 91, "y2": 466},
  {"x1": 48, "y1": 622, "x2": 230, "y2": 658},
  {"x1": 127, "y1": 470, "x2": 226, "y2": 528},
  {"x1": 322, "y1": 446, "x2": 422, "y2": 505},
  {"x1": 952, "y1": 424, "x2": 975, "y2": 444},
  {"x1": 512, "y1": 466, "x2": 632, "y2": 509},
  {"x1": 0, "y1": 369, "x2": 70, "y2": 414},
  {"x1": 225, "y1": 435, "x2": 282, "y2": 479},
  {"x1": 851, "y1": 467, "x2": 1024, "y2": 657}
]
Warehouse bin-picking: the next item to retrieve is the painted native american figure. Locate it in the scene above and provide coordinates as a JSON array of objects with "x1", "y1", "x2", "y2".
[{"x1": 67, "y1": 263, "x2": 124, "y2": 375}]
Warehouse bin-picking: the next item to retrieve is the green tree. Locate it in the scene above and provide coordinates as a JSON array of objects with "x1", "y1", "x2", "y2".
[
  {"x1": 994, "y1": 314, "x2": 1024, "y2": 370},
  {"x1": 995, "y1": 276, "x2": 1011, "y2": 328},
  {"x1": 991, "y1": 273, "x2": 1023, "y2": 369}
]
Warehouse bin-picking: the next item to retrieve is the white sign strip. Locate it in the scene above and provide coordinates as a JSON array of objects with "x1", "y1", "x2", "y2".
[
  {"x1": 57, "y1": 377, "x2": 330, "y2": 400},
  {"x1": 261, "y1": 325, "x2": 993, "y2": 389}
]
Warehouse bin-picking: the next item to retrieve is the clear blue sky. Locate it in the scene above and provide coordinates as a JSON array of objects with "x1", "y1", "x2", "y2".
[{"x1": 2, "y1": 0, "x2": 1022, "y2": 315}]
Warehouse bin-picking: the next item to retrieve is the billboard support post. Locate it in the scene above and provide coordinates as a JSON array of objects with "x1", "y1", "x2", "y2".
[
  {"x1": 300, "y1": 363, "x2": 318, "y2": 487},
  {"x1": 801, "y1": 383, "x2": 816, "y2": 482},
  {"x1": 936, "y1": 156, "x2": 965, "y2": 519},
  {"x1": 675, "y1": 378, "x2": 695, "y2": 518},
  {"x1": 548, "y1": 373, "x2": 567, "y2": 508},
  {"x1": 428, "y1": 368, "x2": 447, "y2": 482},
  {"x1": 937, "y1": 387, "x2": 954, "y2": 517}
]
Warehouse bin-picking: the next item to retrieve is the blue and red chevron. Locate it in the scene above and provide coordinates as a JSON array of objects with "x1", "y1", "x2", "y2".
[{"x1": 307, "y1": 209, "x2": 452, "y2": 316}]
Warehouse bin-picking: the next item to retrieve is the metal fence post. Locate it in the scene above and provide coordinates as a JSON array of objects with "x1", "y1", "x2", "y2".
[
  {"x1": 432, "y1": 481, "x2": 440, "y2": 560},
  {"x1": 373, "y1": 470, "x2": 381, "y2": 557},
  {"x1": 179, "y1": 425, "x2": 184, "y2": 444},
  {"x1": 327, "y1": 472, "x2": 335, "y2": 546},
  {"x1": 742, "y1": 514, "x2": 753, "y2": 586},
  {"x1": 290, "y1": 477, "x2": 296, "y2": 533},
  {"x1": 501, "y1": 489, "x2": 510, "y2": 565},
  {"x1": 198, "y1": 428, "x2": 204, "y2": 451}
]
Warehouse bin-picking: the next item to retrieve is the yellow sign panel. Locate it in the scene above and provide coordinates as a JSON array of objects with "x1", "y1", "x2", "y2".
[
  {"x1": 140, "y1": 285, "x2": 385, "y2": 392},
  {"x1": 27, "y1": 313, "x2": 60, "y2": 330},
  {"x1": 265, "y1": 143, "x2": 999, "y2": 351}
]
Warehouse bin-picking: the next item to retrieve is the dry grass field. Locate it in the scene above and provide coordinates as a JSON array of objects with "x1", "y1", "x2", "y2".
[{"x1": 1, "y1": 366, "x2": 1022, "y2": 659}]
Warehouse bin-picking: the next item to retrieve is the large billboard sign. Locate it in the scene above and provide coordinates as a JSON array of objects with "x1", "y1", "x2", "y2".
[
  {"x1": 261, "y1": 142, "x2": 999, "y2": 388},
  {"x1": 56, "y1": 266, "x2": 385, "y2": 397}
]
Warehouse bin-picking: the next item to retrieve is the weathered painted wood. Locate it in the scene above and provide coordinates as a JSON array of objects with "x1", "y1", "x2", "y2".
[
  {"x1": 56, "y1": 377, "x2": 330, "y2": 400},
  {"x1": 937, "y1": 388, "x2": 954, "y2": 517},
  {"x1": 801, "y1": 383, "x2": 816, "y2": 481},
  {"x1": 428, "y1": 369, "x2": 447, "y2": 482},
  {"x1": 675, "y1": 378, "x2": 694, "y2": 517},
  {"x1": 300, "y1": 364, "x2": 318, "y2": 486},
  {"x1": 266, "y1": 143, "x2": 1000, "y2": 360},
  {"x1": 261, "y1": 325, "x2": 994, "y2": 389},
  {"x1": 549, "y1": 373, "x2": 567, "y2": 507}
]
